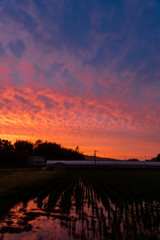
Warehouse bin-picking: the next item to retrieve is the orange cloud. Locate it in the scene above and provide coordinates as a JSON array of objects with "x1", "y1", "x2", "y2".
[{"x1": 0, "y1": 84, "x2": 159, "y2": 160}]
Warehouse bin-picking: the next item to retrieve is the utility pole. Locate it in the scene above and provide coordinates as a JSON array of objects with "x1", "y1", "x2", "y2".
[{"x1": 94, "y1": 150, "x2": 97, "y2": 169}]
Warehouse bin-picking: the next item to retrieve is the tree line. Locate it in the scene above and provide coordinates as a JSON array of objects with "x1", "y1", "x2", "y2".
[{"x1": 0, "y1": 139, "x2": 85, "y2": 162}]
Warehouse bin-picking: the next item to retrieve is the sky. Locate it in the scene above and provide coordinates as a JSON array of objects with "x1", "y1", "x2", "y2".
[{"x1": 0, "y1": 0, "x2": 160, "y2": 160}]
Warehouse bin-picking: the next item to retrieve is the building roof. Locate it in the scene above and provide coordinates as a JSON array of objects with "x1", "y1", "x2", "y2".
[{"x1": 46, "y1": 160, "x2": 160, "y2": 167}]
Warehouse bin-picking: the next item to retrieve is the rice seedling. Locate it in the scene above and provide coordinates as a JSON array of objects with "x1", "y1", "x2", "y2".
[{"x1": 2, "y1": 170, "x2": 160, "y2": 239}]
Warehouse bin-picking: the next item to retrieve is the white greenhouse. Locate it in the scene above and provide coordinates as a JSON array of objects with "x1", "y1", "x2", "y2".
[{"x1": 45, "y1": 160, "x2": 160, "y2": 170}]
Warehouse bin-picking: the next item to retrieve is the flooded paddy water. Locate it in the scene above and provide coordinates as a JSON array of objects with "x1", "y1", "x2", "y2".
[{"x1": 1, "y1": 170, "x2": 160, "y2": 240}]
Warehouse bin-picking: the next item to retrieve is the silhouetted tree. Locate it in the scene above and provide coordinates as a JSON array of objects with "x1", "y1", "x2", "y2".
[
  {"x1": 34, "y1": 139, "x2": 43, "y2": 149},
  {"x1": 34, "y1": 141, "x2": 85, "y2": 160},
  {"x1": 0, "y1": 138, "x2": 85, "y2": 162},
  {"x1": 75, "y1": 146, "x2": 80, "y2": 152},
  {"x1": 0, "y1": 139, "x2": 13, "y2": 151},
  {"x1": 0, "y1": 139, "x2": 2, "y2": 151},
  {"x1": 157, "y1": 154, "x2": 160, "y2": 161},
  {"x1": 14, "y1": 140, "x2": 33, "y2": 152},
  {"x1": 34, "y1": 141, "x2": 61, "y2": 155}
]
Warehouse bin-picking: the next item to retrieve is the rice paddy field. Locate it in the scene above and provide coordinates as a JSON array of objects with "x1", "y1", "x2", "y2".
[{"x1": 1, "y1": 169, "x2": 160, "y2": 239}]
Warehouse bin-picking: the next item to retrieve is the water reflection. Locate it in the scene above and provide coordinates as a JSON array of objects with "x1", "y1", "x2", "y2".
[{"x1": 0, "y1": 175, "x2": 160, "y2": 240}]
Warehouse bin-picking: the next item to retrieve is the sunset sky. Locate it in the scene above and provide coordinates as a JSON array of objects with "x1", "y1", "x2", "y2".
[{"x1": 0, "y1": 0, "x2": 160, "y2": 160}]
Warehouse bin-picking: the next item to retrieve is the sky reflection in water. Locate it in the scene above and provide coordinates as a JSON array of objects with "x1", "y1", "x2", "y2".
[{"x1": 0, "y1": 180, "x2": 160, "y2": 240}]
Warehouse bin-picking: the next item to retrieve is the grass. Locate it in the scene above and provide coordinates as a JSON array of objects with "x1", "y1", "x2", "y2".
[{"x1": 0, "y1": 168, "x2": 55, "y2": 194}]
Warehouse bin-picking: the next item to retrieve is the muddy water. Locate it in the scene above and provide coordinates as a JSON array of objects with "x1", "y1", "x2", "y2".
[{"x1": 0, "y1": 184, "x2": 160, "y2": 240}]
